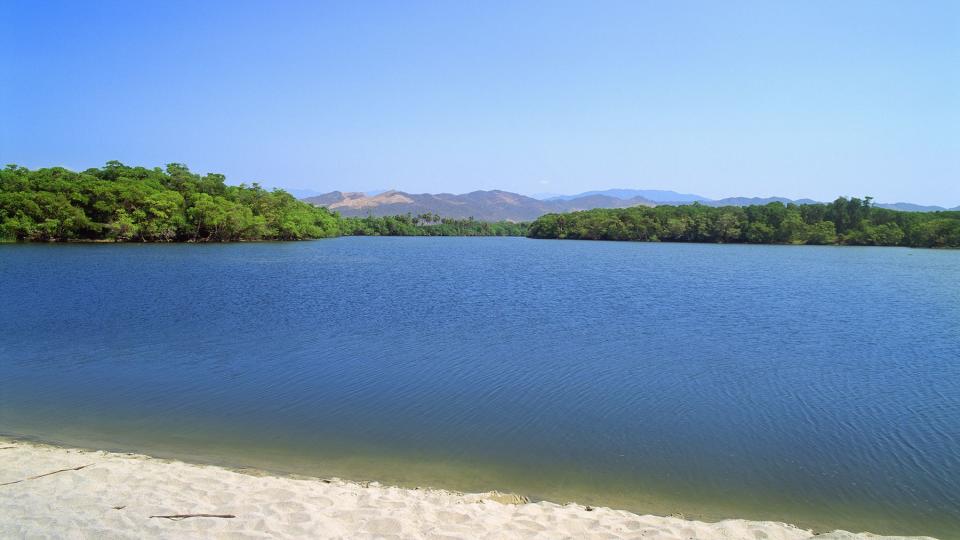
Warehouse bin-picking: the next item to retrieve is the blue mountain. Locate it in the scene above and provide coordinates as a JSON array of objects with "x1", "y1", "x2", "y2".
[{"x1": 543, "y1": 189, "x2": 709, "y2": 203}]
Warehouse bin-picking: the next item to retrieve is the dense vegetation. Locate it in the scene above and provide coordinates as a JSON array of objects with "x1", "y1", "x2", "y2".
[
  {"x1": 0, "y1": 162, "x2": 342, "y2": 241},
  {"x1": 5, "y1": 163, "x2": 956, "y2": 247},
  {"x1": 342, "y1": 213, "x2": 527, "y2": 237},
  {"x1": 527, "y1": 199, "x2": 960, "y2": 248},
  {"x1": 0, "y1": 163, "x2": 525, "y2": 242}
]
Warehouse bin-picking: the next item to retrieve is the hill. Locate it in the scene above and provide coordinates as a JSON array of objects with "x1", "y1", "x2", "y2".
[
  {"x1": 303, "y1": 190, "x2": 655, "y2": 221},
  {"x1": 543, "y1": 189, "x2": 708, "y2": 203},
  {"x1": 304, "y1": 189, "x2": 958, "y2": 222}
]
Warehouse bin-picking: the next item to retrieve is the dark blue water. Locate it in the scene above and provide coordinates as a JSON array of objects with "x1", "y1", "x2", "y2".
[{"x1": 1, "y1": 238, "x2": 958, "y2": 537}]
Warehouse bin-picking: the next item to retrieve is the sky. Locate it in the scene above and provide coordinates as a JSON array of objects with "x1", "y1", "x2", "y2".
[{"x1": 1, "y1": 1, "x2": 957, "y2": 205}]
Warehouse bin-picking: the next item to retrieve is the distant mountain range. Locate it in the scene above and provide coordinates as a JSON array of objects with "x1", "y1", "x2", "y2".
[
  {"x1": 872, "y1": 202, "x2": 960, "y2": 212},
  {"x1": 303, "y1": 190, "x2": 655, "y2": 222},
  {"x1": 541, "y1": 189, "x2": 709, "y2": 203},
  {"x1": 303, "y1": 189, "x2": 957, "y2": 221}
]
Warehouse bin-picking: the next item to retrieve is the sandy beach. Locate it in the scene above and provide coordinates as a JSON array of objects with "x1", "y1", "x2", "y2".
[{"x1": 0, "y1": 438, "x2": 935, "y2": 540}]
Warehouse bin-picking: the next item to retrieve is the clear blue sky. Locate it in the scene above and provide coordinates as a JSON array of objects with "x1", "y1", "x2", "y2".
[{"x1": 2, "y1": 1, "x2": 957, "y2": 205}]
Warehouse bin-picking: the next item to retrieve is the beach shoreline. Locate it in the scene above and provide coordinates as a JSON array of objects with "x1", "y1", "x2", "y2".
[{"x1": 0, "y1": 437, "x2": 936, "y2": 539}]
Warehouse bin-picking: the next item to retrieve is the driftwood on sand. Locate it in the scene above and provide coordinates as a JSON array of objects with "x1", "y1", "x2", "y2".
[
  {"x1": 149, "y1": 514, "x2": 236, "y2": 521},
  {"x1": 0, "y1": 464, "x2": 92, "y2": 486}
]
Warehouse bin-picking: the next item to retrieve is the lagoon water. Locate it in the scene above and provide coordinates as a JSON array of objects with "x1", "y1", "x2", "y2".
[{"x1": 1, "y1": 238, "x2": 958, "y2": 537}]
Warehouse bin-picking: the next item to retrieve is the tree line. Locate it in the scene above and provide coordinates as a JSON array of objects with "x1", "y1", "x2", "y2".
[
  {"x1": 0, "y1": 163, "x2": 524, "y2": 242},
  {"x1": 5, "y1": 163, "x2": 956, "y2": 247},
  {"x1": 526, "y1": 198, "x2": 960, "y2": 248},
  {"x1": 341, "y1": 213, "x2": 527, "y2": 237}
]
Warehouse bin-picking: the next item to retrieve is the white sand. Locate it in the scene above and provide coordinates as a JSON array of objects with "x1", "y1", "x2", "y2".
[{"x1": 0, "y1": 439, "x2": 935, "y2": 540}]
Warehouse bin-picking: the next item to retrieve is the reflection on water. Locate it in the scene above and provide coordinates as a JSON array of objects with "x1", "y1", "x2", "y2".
[{"x1": 1, "y1": 239, "x2": 958, "y2": 537}]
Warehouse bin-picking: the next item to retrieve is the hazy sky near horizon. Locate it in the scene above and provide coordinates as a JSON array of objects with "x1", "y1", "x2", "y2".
[{"x1": 2, "y1": 1, "x2": 958, "y2": 205}]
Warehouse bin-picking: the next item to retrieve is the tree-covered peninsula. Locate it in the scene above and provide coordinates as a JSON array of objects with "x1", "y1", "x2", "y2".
[
  {"x1": 0, "y1": 163, "x2": 524, "y2": 242},
  {"x1": 526, "y1": 199, "x2": 960, "y2": 248},
  {"x1": 0, "y1": 162, "x2": 341, "y2": 241}
]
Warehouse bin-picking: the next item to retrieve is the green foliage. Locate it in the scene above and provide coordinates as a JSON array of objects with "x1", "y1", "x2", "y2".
[
  {"x1": 0, "y1": 163, "x2": 340, "y2": 242},
  {"x1": 341, "y1": 213, "x2": 528, "y2": 237},
  {"x1": 9, "y1": 163, "x2": 949, "y2": 247},
  {"x1": 0, "y1": 163, "x2": 526, "y2": 242},
  {"x1": 804, "y1": 221, "x2": 838, "y2": 245},
  {"x1": 527, "y1": 199, "x2": 960, "y2": 248}
]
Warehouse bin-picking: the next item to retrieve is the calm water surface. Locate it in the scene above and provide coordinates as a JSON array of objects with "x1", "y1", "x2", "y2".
[{"x1": 1, "y1": 238, "x2": 958, "y2": 537}]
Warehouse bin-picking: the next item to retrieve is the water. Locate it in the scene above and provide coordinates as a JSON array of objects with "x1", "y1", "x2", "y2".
[{"x1": 1, "y1": 238, "x2": 958, "y2": 537}]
